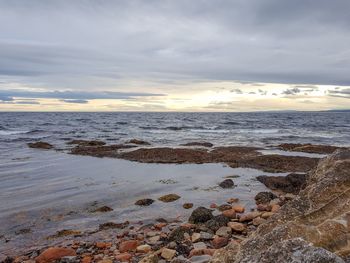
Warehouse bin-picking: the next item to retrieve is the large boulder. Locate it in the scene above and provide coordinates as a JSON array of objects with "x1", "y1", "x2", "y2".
[{"x1": 211, "y1": 149, "x2": 350, "y2": 262}]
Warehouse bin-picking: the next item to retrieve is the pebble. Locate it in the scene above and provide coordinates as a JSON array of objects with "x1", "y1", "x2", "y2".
[
  {"x1": 257, "y1": 204, "x2": 271, "y2": 211},
  {"x1": 35, "y1": 247, "x2": 76, "y2": 263},
  {"x1": 191, "y1": 233, "x2": 201, "y2": 243},
  {"x1": 119, "y1": 240, "x2": 138, "y2": 253},
  {"x1": 114, "y1": 253, "x2": 132, "y2": 262},
  {"x1": 212, "y1": 236, "x2": 229, "y2": 249},
  {"x1": 146, "y1": 231, "x2": 160, "y2": 237},
  {"x1": 232, "y1": 205, "x2": 245, "y2": 213},
  {"x1": 261, "y1": 212, "x2": 275, "y2": 219},
  {"x1": 222, "y1": 209, "x2": 236, "y2": 219},
  {"x1": 161, "y1": 248, "x2": 176, "y2": 260},
  {"x1": 148, "y1": 235, "x2": 161, "y2": 244},
  {"x1": 215, "y1": 226, "x2": 232, "y2": 238},
  {"x1": 199, "y1": 232, "x2": 213, "y2": 240},
  {"x1": 183, "y1": 203, "x2": 194, "y2": 209},
  {"x1": 239, "y1": 212, "x2": 261, "y2": 222},
  {"x1": 137, "y1": 244, "x2": 152, "y2": 253},
  {"x1": 191, "y1": 255, "x2": 212, "y2": 263},
  {"x1": 168, "y1": 241, "x2": 177, "y2": 249},
  {"x1": 193, "y1": 242, "x2": 207, "y2": 250},
  {"x1": 252, "y1": 217, "x2": 266, "y2": 226},
  {"x1": 95, "y1": 242, "x2": 112, "y2": 249},
  {"x1": 227, "y1": 222, "x2": 246, "y2": 233}
]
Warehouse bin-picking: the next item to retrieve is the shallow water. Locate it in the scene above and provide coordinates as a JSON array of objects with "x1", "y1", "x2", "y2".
[{"x1": 0, "y1": 148, "x2": 278, "y2": 255}]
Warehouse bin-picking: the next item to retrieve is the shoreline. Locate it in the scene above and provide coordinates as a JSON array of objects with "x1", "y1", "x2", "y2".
[{"x1": 1, "y1": 141, "x2": 348, "y2": 262}]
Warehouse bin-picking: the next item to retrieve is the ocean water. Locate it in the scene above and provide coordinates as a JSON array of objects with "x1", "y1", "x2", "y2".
[
  {"x1": 0, "y1": 111, "x2": 349, "y2": 150},
  {"x1": 0, "y1": 111, "x2": 349, "y2": 255}
]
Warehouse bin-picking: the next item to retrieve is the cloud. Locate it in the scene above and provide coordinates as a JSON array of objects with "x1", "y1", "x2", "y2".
[
  {"x1": 0, "y1": 89, "x2": 164, "y2": 101},
  {"x1": 293, "y1": 85, "x2": 319, "y2": 91},
  {"x1": 0, "y1": 0, "x2": 350, "y2": 94},
  {"x1": 328, "y1": 88, "x2": 350, "y2": 99},
  {"x1": 282, "y1": 87, "x2": 301, "y2": 95},
  {"x1": 0, "y1": 95, "x2": 14, "y2": 102},
  {"x1": 0, "y1": 99, "x2": 40, "y2": 105},
  {"x1": 230, "y1": 88, "x2": 243, "y2": 94},
  {"x1": 258, "y1": 89, "x2": 267, "y2": 95},
  {"x1": 61, "y1": 99, "x2": 88, "y2": 104}
]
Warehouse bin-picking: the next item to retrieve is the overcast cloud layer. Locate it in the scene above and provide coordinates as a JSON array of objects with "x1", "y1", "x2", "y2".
[
  {"x1": 1, "y1": 0, "x2": 350, "y2": 87},
  {"x1": 0, "y1": 0, "x2": 350, "y2": 111}
]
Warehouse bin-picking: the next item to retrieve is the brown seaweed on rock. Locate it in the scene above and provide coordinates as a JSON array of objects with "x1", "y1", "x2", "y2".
[
  {"x1": 70, "y1": 144, "x2": 319, "y2": 173},
  {"x1": 228, "y1": 154, "x2": 319, "y2": 173},
  {"x1": 27, "y1": 141, "x2": 53, "y2": 149},
  {"x1": 210, "y1": 148, "x2": 350, "y2": 263},
  {"x1": 70, "y1": 144, "x2": 136, "y2": 157},
  {"x1": 257, "y1": 173, "x2": 307, "y2": 194},
  {"x1": 277, "y1": 143, "x2": 343, "y2": 154}
]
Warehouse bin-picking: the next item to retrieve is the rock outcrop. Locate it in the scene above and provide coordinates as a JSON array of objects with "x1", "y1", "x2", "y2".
[
  {"x1": 257, "y1": 173, "x2": 307, "y2": 194},
  {"x1": 27, "y1": 141, "x2": 53, "y2": 149},
  {"x1": 278, "y1": 143, "x2": 343, "y2": 154},
  {"x1": 210, "y1": 148, "x2": 350, "y2": 263}
]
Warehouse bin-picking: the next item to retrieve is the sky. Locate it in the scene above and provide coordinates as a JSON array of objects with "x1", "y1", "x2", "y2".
[{"x1": 0, "y1": 0, "x2": 350, "y2": 111}]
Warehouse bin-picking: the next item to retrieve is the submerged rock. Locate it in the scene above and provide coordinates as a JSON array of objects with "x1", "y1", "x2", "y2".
[
  {"x1": 188, "y1": 207, "x2": 214, "y2": 224},
  {"x1": 27, "y1": 141, "x2": 53, "y2": 149},
  {"x1": 254, "y1": 191, "x2": 277, "y2": 205},
  {"x1": 210, "y1": 149, "x2": 350, "y2": 262},
  {"x1": 257, "y1": 173, "x2": 307, "y2": 194},
  {"x1": 231, "y1": 154, "x2": 319, "y2": 173},
  {"x1": 67, "y1": 140, "x2": 106, "y2": 146},
  {"x1": 70, "y1": 144, "x2": 136, "y2": 157},
  {"x1": 181, "y1": 142, "x2": 214, "y2": 147},
  {"x1": 127, "y1": 139, "x2": 151, "y2": 145},
  {"x1": 183, "y1": 203, "x2": 194, "y2": 209},
  {"x1": 278, "y1": 143, "x2": 342, "y2": 154},
  {"x1": 48, "y1": 229, "x2": 81, "y2": 239},
  {"x1": 218, "y1": 179, "x2": 234, "y2": 189},
  {"x1": 135, "y1": 198, "x2": 155, "y2": 206},
  {"x1": 158, "y1": 194, "x2": 181, "y2": 202},
  {"x1": 98, "y1": 221, "x2": 129, "y2": 230},
  {"x1": 92, "y1": 205, "x2": 113, "y2": 213}
]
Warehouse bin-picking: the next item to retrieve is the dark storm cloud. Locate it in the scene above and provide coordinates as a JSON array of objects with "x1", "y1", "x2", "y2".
[
  {"x1": 0, "y1": 0, "x2": 350, "y2": 91},
  {"x1": 0, "y1": 90, "x2": 164, "y2": 100}
]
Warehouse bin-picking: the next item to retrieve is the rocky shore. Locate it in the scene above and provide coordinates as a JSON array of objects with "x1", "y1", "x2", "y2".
[
  {"x1": 2, "y1": 142, "x2": 348, "y2": 262},
  {"x1": 64, "y1": 141, "x2": 323, "y2": 173}
]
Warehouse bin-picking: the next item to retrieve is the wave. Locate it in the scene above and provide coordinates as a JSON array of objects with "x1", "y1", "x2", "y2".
[
  {"x1": 139, "y1": 125, "x2": 219, "y2": 131},
  {"x1": 0, "y1": 130, "x2": 31, "y2": 136},
  {"x1": 190, "y1": 129, "x2": 230, "y2": 134},
  {"x1": 223, "y1": 121, "x2": 240, "y2": 125}
]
